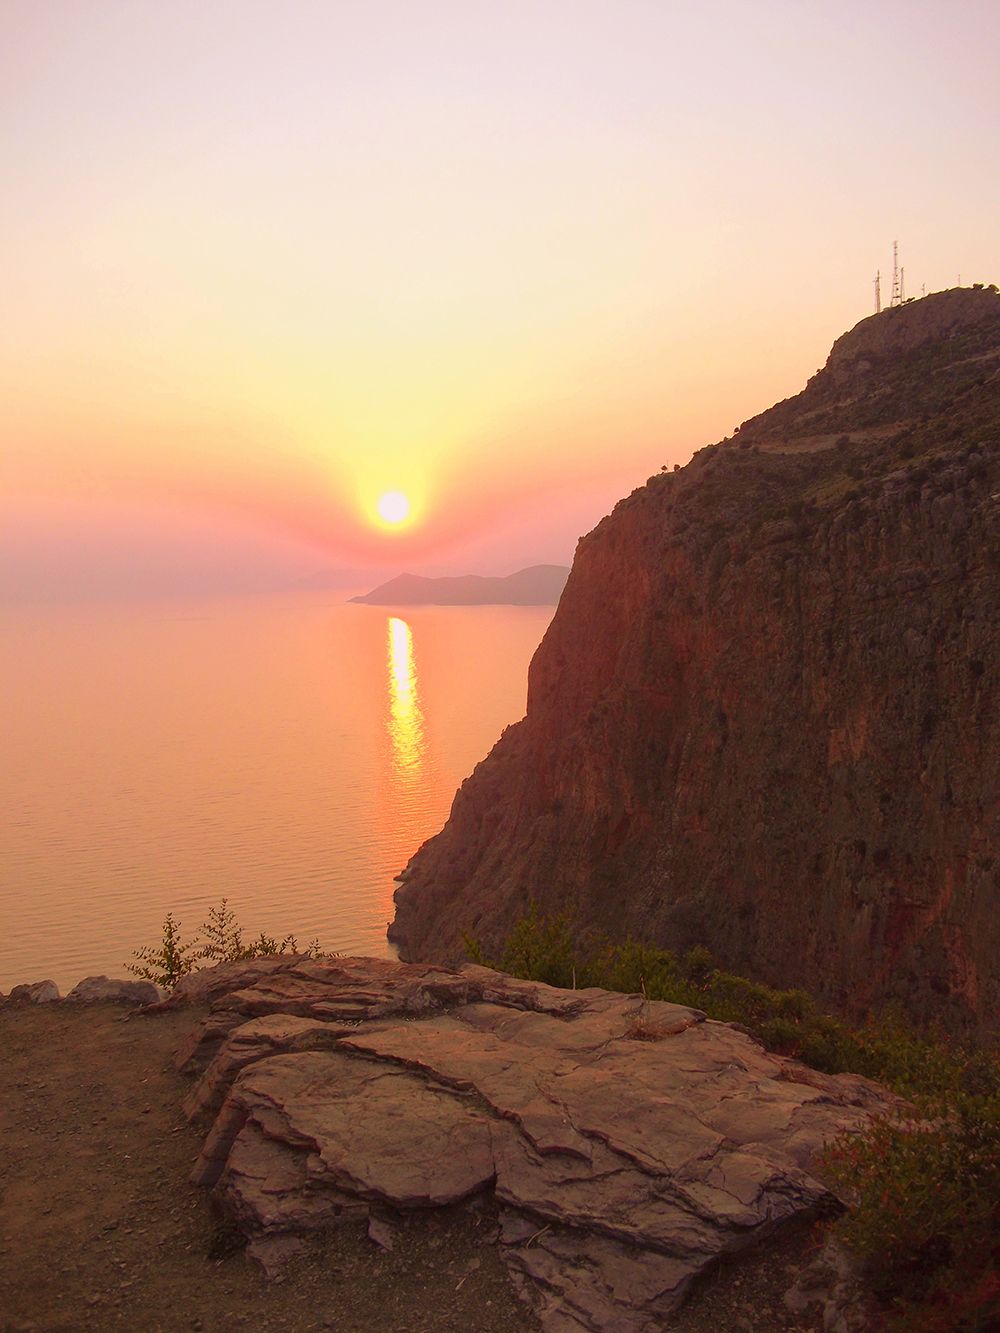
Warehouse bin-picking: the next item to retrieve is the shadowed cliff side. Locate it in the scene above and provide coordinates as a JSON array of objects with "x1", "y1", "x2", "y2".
[{"x1": 390, "y1": 287, "x2": 1000, "y2": 1036}]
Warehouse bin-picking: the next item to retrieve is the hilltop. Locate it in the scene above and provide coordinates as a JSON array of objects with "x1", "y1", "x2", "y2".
[{"x1": 390, "y1": 287, "x2": 1000, "y2": 1036}]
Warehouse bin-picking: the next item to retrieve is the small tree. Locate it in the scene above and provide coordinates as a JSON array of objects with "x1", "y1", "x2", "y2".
[
  {"x1": 126, "y1": 898, "x2": 323, "y2": 988},
  {"x1": 128, "y1": 912, "x2": 196, "y2": 988}
]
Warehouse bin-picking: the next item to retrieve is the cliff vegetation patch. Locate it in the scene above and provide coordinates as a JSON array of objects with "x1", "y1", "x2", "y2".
[{"x1": 466, "y1": 907, "x2": 1000, "y2": 1332}]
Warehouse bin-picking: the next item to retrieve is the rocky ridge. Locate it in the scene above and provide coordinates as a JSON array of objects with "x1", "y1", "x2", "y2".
[
  {"x1": 390, "y1": 287, "x2": 1000, "y2": 1035},
  {"x1": 169, "y1": 954, "x2": 893, "y2": 1332}
]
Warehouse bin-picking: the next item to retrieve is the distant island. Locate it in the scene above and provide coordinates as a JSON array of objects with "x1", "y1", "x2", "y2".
[{"x1": 349, "y1": 564, "x2": 569, "y2": 606}]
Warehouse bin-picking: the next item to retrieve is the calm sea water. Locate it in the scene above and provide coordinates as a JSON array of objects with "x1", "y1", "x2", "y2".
[{"x1": 0, "y1": 593, "x2": 553, "y2": 992}]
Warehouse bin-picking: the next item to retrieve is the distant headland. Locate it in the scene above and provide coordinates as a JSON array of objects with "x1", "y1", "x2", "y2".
[{"x1": 349, "y1": 564, "x2": 569, "y2": 606}]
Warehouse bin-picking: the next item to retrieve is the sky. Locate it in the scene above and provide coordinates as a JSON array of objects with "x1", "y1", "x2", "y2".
[{"x1": 2, "y1": 0, "x2": 998, "y2": 599}]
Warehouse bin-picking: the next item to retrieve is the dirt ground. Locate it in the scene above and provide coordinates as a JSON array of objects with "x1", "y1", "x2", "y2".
[{"x1": 0, "y1": 1002, "x2": 824, "y2": 1332}]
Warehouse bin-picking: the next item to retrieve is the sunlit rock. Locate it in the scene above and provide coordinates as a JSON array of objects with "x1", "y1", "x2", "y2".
[{"x1": 178, "y1": 956, "x2": 896, "y2": 1332}]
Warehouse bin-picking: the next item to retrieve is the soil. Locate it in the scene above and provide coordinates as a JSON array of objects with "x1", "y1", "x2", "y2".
[{"x1": 0, "y1": 1002, "x2": 824, "y2": 1332}]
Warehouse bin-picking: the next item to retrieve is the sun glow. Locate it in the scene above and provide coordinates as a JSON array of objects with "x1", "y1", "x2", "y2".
[{"x1": 376, "y1": 491, "x2": 411, "y2": 526}]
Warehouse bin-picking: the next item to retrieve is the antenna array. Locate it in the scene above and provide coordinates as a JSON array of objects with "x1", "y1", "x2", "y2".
[
  {"x1": 891, "y1": 241, "x2": 902, "y2": 307},
  {"x1": 874, "y1": 240, "x2": 918, "y2": 313}
]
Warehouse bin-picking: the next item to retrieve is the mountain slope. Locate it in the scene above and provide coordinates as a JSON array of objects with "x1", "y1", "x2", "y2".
[
  {"x1": 389, "y1": 288, "x2": 1000, "y2": 1035},
  {"x1": 350, "y1": 564, "x2": 569, "y2": 606}
]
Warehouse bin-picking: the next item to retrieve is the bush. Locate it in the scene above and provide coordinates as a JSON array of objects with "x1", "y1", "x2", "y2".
[
  {"x1": 127, "y1": 898, "x2": 323, "y2": 988},
  {"x1": 465, "y1": 906, "x2": 880, "y2": 1072},
  {"x1": 821, "y1": 1097, "x2": 1000, "y2": 1330}
]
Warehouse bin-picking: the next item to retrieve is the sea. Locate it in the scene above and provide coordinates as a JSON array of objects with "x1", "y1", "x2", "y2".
[{"x1": 0, "y1": 593, "x2": 553, "y2": 992}]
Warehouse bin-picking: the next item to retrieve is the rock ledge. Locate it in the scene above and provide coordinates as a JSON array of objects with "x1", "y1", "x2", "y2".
[{"x1": 176, "y1": 955, "x2": 892, "y2": 1333}]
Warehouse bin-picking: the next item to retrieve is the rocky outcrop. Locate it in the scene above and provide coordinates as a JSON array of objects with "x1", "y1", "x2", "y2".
[
  {"x1": 390, "y1": 287, "x2": 1000, "y2": 1036},
  {"x1": 7, "y1": 980, "x2": 60, "y2": 1003},
  {"x1": 177, "y1": 956, "x2": 895, "y2": 1332},
  {"x1": 3, "y1": 975, "x2": 166, "y2": 1006},
  {"x1": 66, "y1": 976, "x2": 165, "y2": 1005}
]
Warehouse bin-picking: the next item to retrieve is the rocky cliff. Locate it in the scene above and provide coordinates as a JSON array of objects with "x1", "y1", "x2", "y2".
[{"x1": 390, "y1": 288, "x2": 1000, "y2": 1036}]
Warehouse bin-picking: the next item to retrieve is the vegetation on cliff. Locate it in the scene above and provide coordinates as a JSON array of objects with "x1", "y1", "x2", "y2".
[{"x1": 468, "y1": 908, "x2": 1000, "y2": 1332}]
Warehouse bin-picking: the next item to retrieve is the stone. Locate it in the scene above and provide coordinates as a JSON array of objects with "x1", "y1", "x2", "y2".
[
  {"x1": 784, "y1": 1237, "x2": 873, "y2": 1331},
  {"x1": 178, "y1": 956, "x2": 897, "y2": 1332},
  {"x1": 173, "y1": 956, "x2": 595, "y2": 1078},
  {"x1": 66, "y1": 976, "x2": 166, "y2": 1006},
  {"x1": 195, "y1": 1050, "x2": 496, "y2": 1211},
  {"x1": 181, "y1": 1014, "x2": 358, "y2": 1122},
  {"x1": 162, "y1": 955, "x2": 310, "y2": 1008},
  {"x1": 246, "y1": 1234, "x2": 306, "y2": 1279},
  {"x1": 9, "y1": 981, "x2": 60, "y2": 1003},
  {"x1": 367, "y1": 1214, "x2": 396, "y2": 1252}
]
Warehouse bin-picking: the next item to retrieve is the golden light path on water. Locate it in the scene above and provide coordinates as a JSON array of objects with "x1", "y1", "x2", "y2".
[
  {"x1": 0, "y1": 596, "x2": 555, "y2": 991},
  {"x1": 386, "y1": 616, "x2": 425, "y2": 779}
]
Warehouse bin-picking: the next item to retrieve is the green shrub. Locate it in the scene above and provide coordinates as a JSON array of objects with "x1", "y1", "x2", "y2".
[
  {"x1": 821, "y1": 1098, "x2": 1000, "y2": 1330},
  {"x1": 464, "y1": 905, "x2": 871, "y2": 1069},
  {"x1": 128, "y1": 911, "x2": 196, "y2": 989},
  {"x1": 127, "y1": 898, "x2": 323, "y2": 988}
]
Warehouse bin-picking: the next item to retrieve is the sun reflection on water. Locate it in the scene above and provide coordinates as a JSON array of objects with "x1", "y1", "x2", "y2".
[{"x1": 386, "y1": 616, "x2": 425, "y2": 777}]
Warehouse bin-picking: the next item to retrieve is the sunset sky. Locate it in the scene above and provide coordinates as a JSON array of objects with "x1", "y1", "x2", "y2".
[{"x1": 3, "y1": 0, "x2": 998, "y2": 598}]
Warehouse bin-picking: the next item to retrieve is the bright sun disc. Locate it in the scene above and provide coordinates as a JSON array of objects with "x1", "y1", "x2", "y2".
[{"x1": 376, "y1": 491, "x2": 411, "y2": 525}]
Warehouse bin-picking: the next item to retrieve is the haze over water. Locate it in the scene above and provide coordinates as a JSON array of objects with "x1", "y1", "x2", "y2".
[{"x1": 1, "y1": 594, "x2": 552, "y2": 992}]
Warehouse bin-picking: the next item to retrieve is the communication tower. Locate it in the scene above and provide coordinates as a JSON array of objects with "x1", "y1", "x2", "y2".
[
  {"x1": 890, "y1": 240, "x2": 902, "y2": 306},
  {"x1": 874, "y1": 270, "x2": 882, "y2": 313}
]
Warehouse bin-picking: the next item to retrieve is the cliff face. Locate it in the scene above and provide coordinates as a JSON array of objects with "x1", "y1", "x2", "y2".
[{"x1": 390, "y1": 288, "x2": 1000, "y2": 1035}]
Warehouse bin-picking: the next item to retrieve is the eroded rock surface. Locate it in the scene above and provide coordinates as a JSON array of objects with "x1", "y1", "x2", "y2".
[{"x1": 179, "y1": 956, "x2": 893, "y2": 1332}]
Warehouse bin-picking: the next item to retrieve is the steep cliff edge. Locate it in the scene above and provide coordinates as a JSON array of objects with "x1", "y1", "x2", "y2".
[{"x1": 390, "y1": 288, "x2": 1000, "y2": 1035}]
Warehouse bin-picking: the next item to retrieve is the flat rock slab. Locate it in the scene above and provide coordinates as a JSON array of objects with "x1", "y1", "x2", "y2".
[{"x1": 177, "y1": 956, "x2": 893, "y2": 1333}]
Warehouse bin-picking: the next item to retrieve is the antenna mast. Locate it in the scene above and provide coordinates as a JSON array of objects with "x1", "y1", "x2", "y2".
[
  {"x1": 891, "y1": 240, "x2": 902, "y2": 306},
  {"x1": 874, "y1": 270, "x2": 882, "y2": 313}
]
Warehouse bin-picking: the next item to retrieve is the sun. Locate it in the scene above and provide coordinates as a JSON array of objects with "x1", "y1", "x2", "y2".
[{"x1": 376, "y1": 490, "x2": 411, "y2": 526}]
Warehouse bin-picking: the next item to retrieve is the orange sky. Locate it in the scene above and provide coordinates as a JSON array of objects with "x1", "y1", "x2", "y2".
[{"x1": 2, "y1": 1, "x2": 998, "y2": 597}]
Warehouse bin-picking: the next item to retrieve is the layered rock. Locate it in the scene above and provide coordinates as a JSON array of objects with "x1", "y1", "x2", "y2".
[
  {"x1": 177, "y1": 956, "x2": 894, "y2": 1332},
  {"x1": 391, "y1": 287, "x2": 1000, "y2": 1035}
]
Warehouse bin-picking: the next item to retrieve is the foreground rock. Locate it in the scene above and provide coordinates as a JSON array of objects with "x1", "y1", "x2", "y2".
[
  {"x1": 177, "y1": 956, "x2": 894, "y2": 1332},
  {"x1": 67, "y1": 975, "x2": 166, "y2": 1005},
  {"x1": 8, "y1": 979, "x2": 61, "y2": 1003},
  {"x1": 3, "y1": 975, "x2": 167, "y2": 1006}
]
